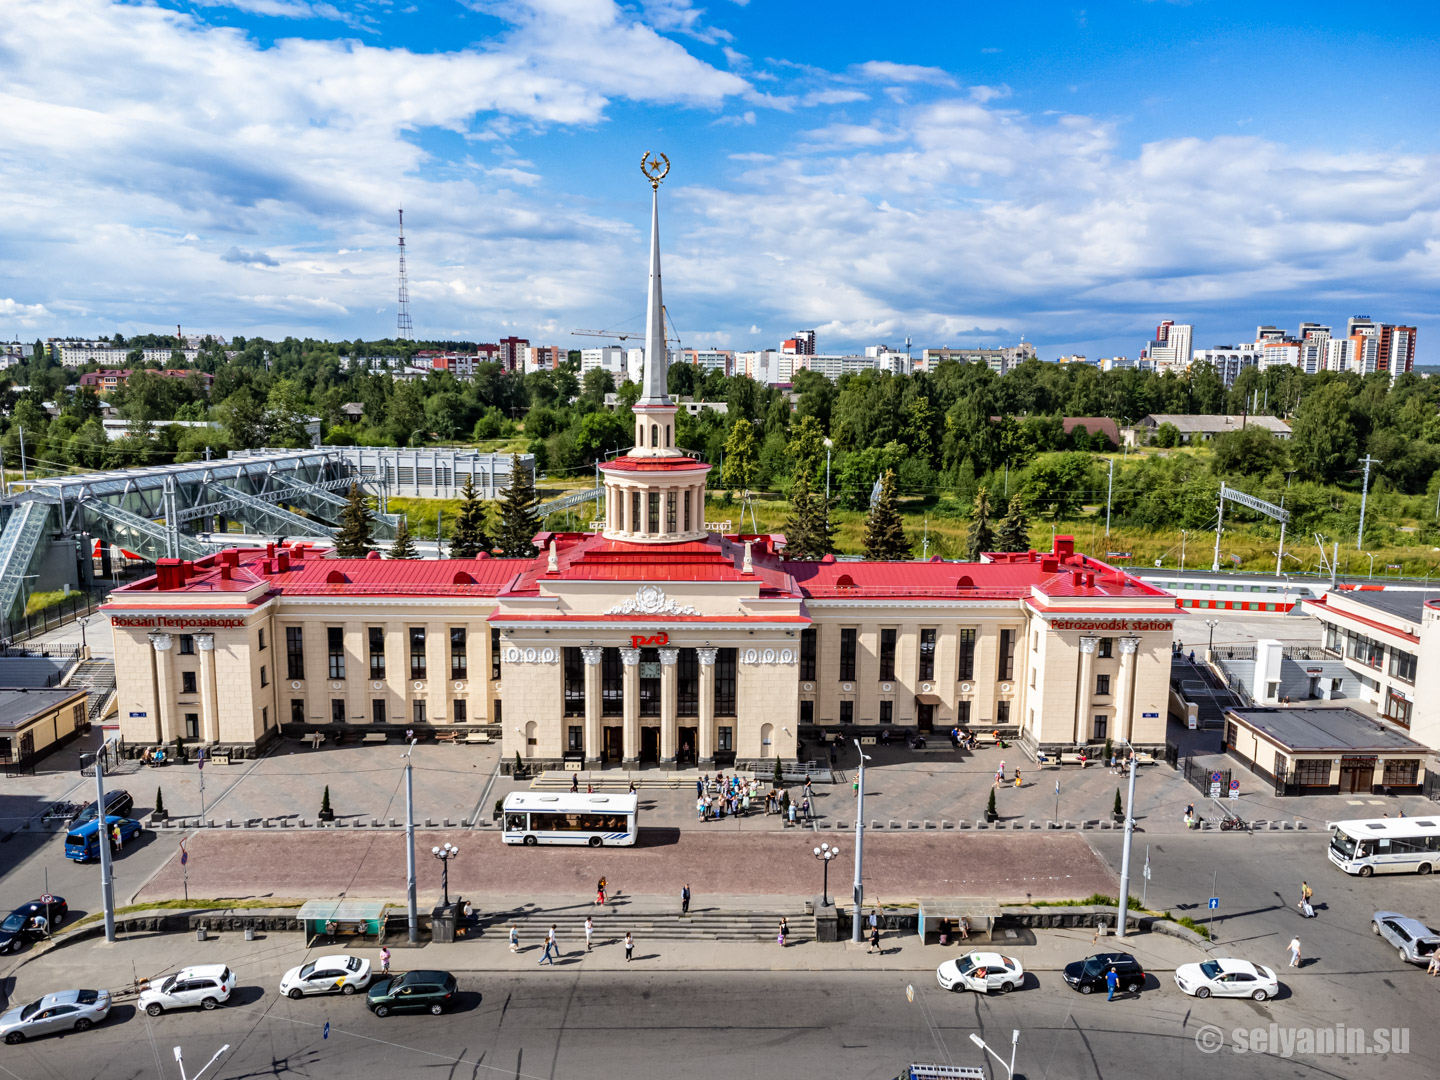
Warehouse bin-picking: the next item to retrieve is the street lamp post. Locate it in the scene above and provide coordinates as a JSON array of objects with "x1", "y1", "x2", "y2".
[
  {"x1": 403, "y1": 738, "x2": 418, "y2": 943},
  {"x1": 174, "y1": 1043, "x2": 230, "y2": 1080},
  {"x1": 1203, "y1": 618, "x2": 1220, "y2": 661},
  {"x1": 824, "y1": 439, "x2": 833, "y2": 505},
  {"x1": 1115, "y1": 742, "x2": 1139, "y2": 940},
  {"x1": 1365, "y1": 552, "x2": 1376, "y2": 579},
  {"x1": 851, "y1": 739, "x2": 870, "y2": 943},
  {"x1": 432, "y1": 841, "x2": 460, "y2": 907},
  {"x1": 813, "y1": 842, "x2": 840, "y2": 906},
  {"x1": 969, "y1": 1030, "x2": 1019, "y2": 1080}
]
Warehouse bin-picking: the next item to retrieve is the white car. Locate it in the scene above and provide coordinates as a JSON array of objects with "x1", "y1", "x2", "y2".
[
  {"x1": 936, "y1": 952, "x2": 1025, "y2": 993},
  {"x1": 139, "y1": 965, "x2": 236, "y2": 1016},
  {"x1": 280, "y1": 955, "x2": 372, "y2": 999},
  {"x1": 1174, "y1": 958, "x2": 1279, "y2": 1001}
]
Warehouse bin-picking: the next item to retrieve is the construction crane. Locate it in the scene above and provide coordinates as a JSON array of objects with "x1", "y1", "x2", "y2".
[{"x1": 571, "y1": 306, "x2": 683, "y2": 350}]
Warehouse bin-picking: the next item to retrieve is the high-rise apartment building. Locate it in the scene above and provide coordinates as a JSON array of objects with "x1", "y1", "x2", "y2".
[
  {"x1": 498, "y1": 336, "x2": 529, "y2": 372},
  {"x1": 1145, "y1": 321, "x2": 1192, "y2": 372},
  {"x1": 783, "y1": 330, "x2": 816, "y2": 355}
]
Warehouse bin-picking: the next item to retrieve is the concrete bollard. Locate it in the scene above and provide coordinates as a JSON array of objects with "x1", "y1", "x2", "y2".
[
  {"x1": 1282, "y1": 820, "x2": 1292, "y2": 829},
  {"x1": 975, "y1": 819, "x2": 986, "y2": 829},
  {"x1": 924, "y1": 820, "x2": 935, "y2": 829},
  {"x1": 872, "y1": 820, "x2": 882, "y2": 831},
  {"x1": 1064, "y1": 820, "x2": 1074, "y2": 829},
  {"x1": 835, "y1": 820, "x2": 847, "y2": 829},
  {"x1": 390, "y1": 818, "x2": 398, "y2": 828},
  {"x1": 941, "y1": 820, "x2": 952, "y2": 829},
  {"x1": 1296, "y1": 820, "x2": 1306, "y2": 829},
  {"x1": 226, "y1": 819, "x2": 234, "y2": 828},
  {"x1": 372, "y1": 819, "x2": 380, "y2": 827},
  {"x1": 905, "y1": 820, "x2": 917, "y2": 829},
  {"x1": 426, "y1": 818, "x2": 435, "y2": 827},
  {"x1": 1012, "y1": 820, "x2": 1024, "y2": 830}
]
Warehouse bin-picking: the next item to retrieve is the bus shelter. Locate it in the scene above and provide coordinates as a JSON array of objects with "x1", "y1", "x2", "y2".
[
  {"x1": 915, "y1": 899, "x2": 1001, "y2": 946},
  {"x1": 298, "y1": 900, "x2": 388, "y2": 946}
]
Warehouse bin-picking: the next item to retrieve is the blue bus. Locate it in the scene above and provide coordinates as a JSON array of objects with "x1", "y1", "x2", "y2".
[{"x1": 64, "y1": 817, "x2": 142, "y2": 862}]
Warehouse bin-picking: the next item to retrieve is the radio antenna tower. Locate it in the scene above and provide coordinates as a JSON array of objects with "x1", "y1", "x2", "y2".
[{"x1": 396, "y1": 207, "x2": 413, "y2": 341}]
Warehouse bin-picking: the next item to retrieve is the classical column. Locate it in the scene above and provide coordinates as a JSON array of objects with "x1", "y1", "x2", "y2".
[
  {"x1": 151, "y1": 633, "x2": 176, "y2": 744},
  {"x1": 195, "y1": 634, "x2": 218, "y2": 744},
  {"x1": 658, "y1": 647, "x2": 679, "y2": 763},
  {"x1": 1116, "y1": 636, "x2": 1140, "y2": 742},
  {"x1": 1074, "y1": 636, "x2": 1097, "y2": 745},
  {"x1": 581, "y1": 647, "x2": 604, "y2": 765},
  {"x1": 620, "y1": 647, "x2": 641, "y2": 763},
  {"x1": 697, "y1": 647, "x2": 718, "y2": 764}
]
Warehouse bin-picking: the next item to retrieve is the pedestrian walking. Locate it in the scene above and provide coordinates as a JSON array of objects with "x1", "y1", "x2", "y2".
[
  {"x1": 509, "y1": 925, "x2": 519, "y2": 952},
  {"x1": 379, "y1": 946, "x2": 391, "y2": 974},
  {"x1": 624, "y1": 932, "x2": 634, "y2": 961},
  {"x1": 1287, "y1": 936, "x2": 1301, "y2": 967},
  {"x1": 777, "y1": 919, "x2": 787, "y2": 947},
  {"x1": 696, "y1": 777, "x2": 704, "y2": 798},
  {"x1": 696, "y1": 796, "x2": 706, "y2": 821},
  {"x1": 681, "y1": 883, "x2": 691, "y2": 915},
  {"x1": 112, "y1": 822, "x2": 123, "y2": 851},
  {"x1": 869, "y1": 907, "x2": 879, "y2": 936},
  {"x1": 788, "y1": 800, "x2": 797, "y2": 825},
  {"x1": 1106, "y1": 966, "x2": 1119, "y2": 1002},
  {"x1": 596, "y1": 877, "x2": 607, "y2": 906},
  {"x1": 538, "y1": 924, "x2": 558, "y2": 965},
  {"x1": 629, "y1": 780, "x2": 637, "y2": 794},
  {"x1": 869, "y1": 924, "x2": 880, "y2": 954},
  {"x1": 586, "y1": 782, "x2": 594, "y2": 793},
  {"x1": 1012, "y1": 770, "x2": 1022, "y2": 789},
  {"x1": 1300, "y1": 880, "x2": 1313, "y2": 907},
  {"x1": 585, "y1": 916, "x2": 594, "y2": 952}
]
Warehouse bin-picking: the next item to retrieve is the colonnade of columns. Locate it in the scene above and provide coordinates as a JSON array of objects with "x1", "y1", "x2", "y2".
[
  {"x1": 603, "y1": 483, "x2": 707, "y2": 539},
  {"x1": 1073, "y1": 634, "x2": 1140, "y2": 744},
  {"x1": 578, "y1": 645, "x2": 718, "y2": 764},
  {"x1": 151, "y1": 631, "x2": 221, "y2": 744}
]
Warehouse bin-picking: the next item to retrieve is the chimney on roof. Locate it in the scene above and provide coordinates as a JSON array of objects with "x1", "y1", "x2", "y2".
[
  {"x1": 1087, "y1": 572, "x2": 1096, "y2": 588},
  {"x1": 291, "y1": 544, "x2": 304, "y2": 560},
  {"x1": 1053, "y1": 536, "x2": 1075, "y2": 560},
  {"x1": 155, "y1": 558, "x2": 182, "y2": 590},
  {"x1": 277, "y1": 550, "x2": 290, "y2": 573},
  {"x1": 1071, "y1": 570, "x2": 1082, "y2": 587},
  {"x1": 223, "y1": 550, "x2": 240, "y2": 568},
  {"x1": 266, "y1": 542, "x2": 276, "y2": 559},
  {"x1": 219, "y1": 564, "x2": 232, "y2": 580}
]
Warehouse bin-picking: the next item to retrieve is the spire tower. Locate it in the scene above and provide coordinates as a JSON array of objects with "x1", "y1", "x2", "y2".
[{"x1": 396, "y1": 208, "x2": 413, "y2": 341}]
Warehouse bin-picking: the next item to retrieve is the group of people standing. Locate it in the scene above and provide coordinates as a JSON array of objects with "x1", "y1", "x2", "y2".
[{"x1": 695, "y1": 774, "x2": 809, "y2": 823}]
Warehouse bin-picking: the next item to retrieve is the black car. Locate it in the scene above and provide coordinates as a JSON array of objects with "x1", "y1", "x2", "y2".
[
  {"x1": 0, "y1": 897, "x2": 69, "y2": 954},
  {"x1": 72, "y1": 790, "x2": 133, "y2": 826},
  {"x1": 1062, "y1": 952, "x2": 1145, "y2": 995},
  {"x1": 366, "y1": 970, "x2": 458, "y2": 1017}
]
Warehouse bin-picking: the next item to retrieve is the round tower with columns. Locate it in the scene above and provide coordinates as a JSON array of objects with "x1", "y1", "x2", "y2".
[{"x1": 598, "y1": 154, "x2": 712, "y2": 543}]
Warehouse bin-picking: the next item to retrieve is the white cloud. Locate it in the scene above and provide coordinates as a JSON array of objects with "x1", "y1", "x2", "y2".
[
  {"x1": 853, "y1": 60, "x2": 957, "y2": 87},
  {"x1": 0, "y1": 298, "x2": 51, "y2": 323},
  {"x1": 802, "y1": 88, "x2": 870, "y2": 107},
  {"x1": 221, "y1": 246, "x2": 281, "y2": 267}
]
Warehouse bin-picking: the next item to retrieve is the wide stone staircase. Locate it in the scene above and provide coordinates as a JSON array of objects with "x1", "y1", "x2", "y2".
[
  {"x1": 68, "y1": 658, "x2": 117, "y2": 722},
  {"x1": 486, "y1": 902, "x2": 813, "y2": 944}
]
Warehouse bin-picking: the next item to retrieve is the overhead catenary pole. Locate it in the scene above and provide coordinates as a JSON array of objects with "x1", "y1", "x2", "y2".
[
  {"x1": 1212, "y1": 482, "x2": 1225, "y2": 572},
  {"x1": 851, "y1": 739, "x2": 867, "y2": 944},
  {"x1": 404, "y1": 739, "x2": 418, "y2": 943},
  {"x1": 1105, "y1": 458, "x2": 1114, "y2": 537},
  {"x1": 94, "y1": 744, "x2": 116, "y2": 942},
  {"x1": 1115, "y1": 750, "x2": 1139, "y2": 940},
  {"x1": 1357, "y1": 454, "x2": 1381, "y2": 550}
]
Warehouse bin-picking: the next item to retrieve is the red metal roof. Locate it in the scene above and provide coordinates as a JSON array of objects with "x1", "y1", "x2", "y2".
[{"x1": 598, "y1": 457, "x2": 709, "y2": 473}]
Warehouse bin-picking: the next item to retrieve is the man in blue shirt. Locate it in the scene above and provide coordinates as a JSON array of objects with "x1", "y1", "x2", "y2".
[{"x1": 1106, "y1": 966, "x2": 1119, "y2": 1002}]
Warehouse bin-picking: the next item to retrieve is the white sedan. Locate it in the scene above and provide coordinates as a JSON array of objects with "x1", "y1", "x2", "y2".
[
  {"x1": 936, "y1": 952, "x2": 1025, "y2": 993},
  {"x1": 279, "y1": 955, "x2": 372, "y2": 999},
  {"x1": 1174, "y1": 958, "x2": 1279, "y2": 1001}
]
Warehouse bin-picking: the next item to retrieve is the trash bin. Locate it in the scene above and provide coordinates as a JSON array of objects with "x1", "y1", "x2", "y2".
[
  {"x1": 197, "y1": 927, "x2": 208, "y2": 941},
  {"x1": 244, "y1": 925, "x2": 255, "y2": 942},
  {"x1": 431, "y1": 904, "x2": 457, "y2": 944}
]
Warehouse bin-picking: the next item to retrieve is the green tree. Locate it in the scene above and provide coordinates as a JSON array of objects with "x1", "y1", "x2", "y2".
[
  {"x1": 495, "y1": 453, "x2": 540, "y2": 557},
  {"x1": 1291, "y1": 381, "x2": 1359, "y2": 483},
  {"x1": 1211, "y1": 425, "x2": 1289, "y2": 478},
  {"x1": 994, "y1": 495, "x2": 1032, "y2": 553},
  {"x1": 387, "y1": 518, "x2": 419, "y2": 559},
  {"x1": 449, "y1": 474, "x2": 490, "y2": 558},
  {"x1": 782, "y1": 468, "x2": 831, "y2": 560},
  {"x1": 965, "y1": 486, "x2": 995, "y2": 561},
  {"x1": 333, "y1": 482, "x2": 374, "y2": 557},
  {"x1": 1153, "y1": 422, "x2": 1181, "y2": 448},
  {"x1": 861, "y1": 469, "x2": 910, "y2": 560},
  {"x1": 787, "y1": 414, "x2": 827, "y2": 479},
  {"x1": 722, "y1": 417, "x2": 759, "y2": 493}
]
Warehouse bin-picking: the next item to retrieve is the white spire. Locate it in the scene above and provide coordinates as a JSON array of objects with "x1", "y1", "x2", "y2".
[{"x1": 638, "y1": 160, "x2": 671, "y2": 407}]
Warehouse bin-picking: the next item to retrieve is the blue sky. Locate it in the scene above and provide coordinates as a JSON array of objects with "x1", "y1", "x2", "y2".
[{"x1": 1, "y1": 0, "x2": 1437, "y2": 361}]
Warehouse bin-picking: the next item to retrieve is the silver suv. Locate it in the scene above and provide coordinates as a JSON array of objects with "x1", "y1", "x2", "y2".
[{"x1": 1372, "y1": 911, "x2": 1440, "y2": 965}]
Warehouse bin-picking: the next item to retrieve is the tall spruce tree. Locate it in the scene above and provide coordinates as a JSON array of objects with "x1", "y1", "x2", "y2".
[
  {"x1": 449, "y1": 474, "x2": 490, "y2": 557},
  {"x1": 333, "y1": 482, "x2": 374, "y2": 557},
  {"x1": 995, "y1": 494, "x2": 1032, "y2": 553},
  {"x1": 861, "y1": 469, "x2": 910, "y2": 560},
  {"x1": 387, "y1": 518, "x2": 419, "y2": 559},
  {"x1": 965, "y1": 486, "x2": 995, "y2": 562},
  {"x1": 496, "y1": 453, "x2": 541, "y2": 558},
  {"x1": 782, "y1": 470, "x2": 824, "y2": 560}
]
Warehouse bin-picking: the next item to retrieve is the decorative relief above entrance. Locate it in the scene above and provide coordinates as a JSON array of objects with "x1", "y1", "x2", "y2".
[{"x1": 602, "y1": 585, "x2": 700, "y2": 617}]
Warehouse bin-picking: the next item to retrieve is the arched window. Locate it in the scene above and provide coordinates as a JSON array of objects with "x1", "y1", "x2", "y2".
[
  {"x1": 836, "y1": 574, "x2": 855, "y2": 590},
  {"x1": 665, "y1": 425, "x2": 671, "y2": 448},
  {"x1": 326, "y1": 570, "x2": 348, "y2": 584},
  {"x1": 651, "y1": 423, "x2": 659, "y2": 448},
  {"x1": 452, "y1": 571, "x2": 475, "y2": 585},
  {"x1": 956, "y1": 575, "x2": 975, "y2": 589}
]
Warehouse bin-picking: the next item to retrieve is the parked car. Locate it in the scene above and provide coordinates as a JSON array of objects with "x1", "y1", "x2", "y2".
[
  {"x1": 1062, "y1": 952, "x2": 1146, "y2": 995},
  {"x1": 279, "y1": 955, "x2": 372, "y2": 999},
  {"x1": 138, "y1": 965, "x2": 236, "y2": 1016},
  {"x1": 1371, "y1": 911, "x2": 1440, "y2": 965},
  {"x1": 1174, "y1": 958, "x2": 1279, "y2": 1001},
  {"x1": 71, "y1": 790, "x2": 133, "y2": 826},
  {"x1": 0, "y1": 897, "x2": 68, "y2": 953},
  {"x1": 366, "y1": 970, "x2": 458, "y2": 1017},
  {"x1": 936, "y1": 952, "x2": 1025, "y2": 993},
  {"x1": 64, "y1": 817, "x2": 142, "y2": 862},
  {"x1": 1, "y1": 989, "x2": 110, "y2": 1044}
]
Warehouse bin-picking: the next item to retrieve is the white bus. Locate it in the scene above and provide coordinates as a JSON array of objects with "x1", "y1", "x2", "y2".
[
  {"x1": 502, "y1": 792, "x2": 638, "y2": 847},
  {"x1": 1328, "y1": 817, "x2": 1440, "y2": 876}
]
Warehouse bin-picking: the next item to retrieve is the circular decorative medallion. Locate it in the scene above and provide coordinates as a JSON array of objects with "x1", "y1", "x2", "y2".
[
  {"x1": 881, "y1": 682, "x2": 893, "y2": 693},
  {"x1": 453, "y1": 681, "x2": 465, "y2": 692},
  {"x1": 842, "y1": 682, "x2": 854, "y2": 693},
  {"x1": 921, "y1": 682, "x2": 933, "y2": 694},
  {"x1": 412, "y1": 681, "x2": 424, "y2": 692},
  {"x1": 330, "y1": 681, "x2": 342, "y2": 691},
  {"x1": 371, "y1": 681, "x2": 383, "y2": 691},
  {"x1": 290, "y1": 680, "x2": 302, "y2": 690},
  {"x1": 802, "y1": 682, "x2": 815, "y2": 693},
  {"x1": 1000, "y1": 683, "x2": 1012, "y2": 694},
  {"x1": 960, "y1": 683, "x2": 973, "y2": 694}
]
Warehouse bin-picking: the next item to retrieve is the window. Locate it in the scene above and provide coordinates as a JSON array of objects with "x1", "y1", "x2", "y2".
[
  {"x1": 957, "y1": 701, "x2": 971, "y2": 727},
  {"x1": 1389, "y1": 649, "x2": 1417, "y2": 684},
  {"x1": 1294, "y1": 759, "x2": 1331, "y2": 786},
  {"x1": 1033, "y1": 631, "x2": 1040, "y2": 651},
  {"x1": 491, "y1": 628, "x2": 502, "y2": 680},
  {"x1": 957, "y1": 629, "x2": 976, "y2": 680},
  {"x1": 1386, "y1": 692, "x2": 1413, "y2": 728},
  {"x1": 879, "y1": 700, "x2": 893, "y2": 724},
  {"x1": 918, "y1": 629, "x2": 936, "y2": 680},
  {"x1": 372, "y1": 699, "x2": 386, "y2": 725},
  {"x1": 494, "y1": 699, "x2": 502, "y2": 724},
  {"x1": 184, "y1": 713, "x2": 199, "y2": 739},
  {"x1": 602, "y1": 648, "x2": 623, "y2": 716},
  {"x1": 879, "y1": 629, "x2": 897, "y2": 680},
  {"x1": 257, "y1": 628, "x2": 267, "y2": 652},
  {"x1": 714, "y1": 648, "x2": 737, "y2": 716},
  {"x1": 179, "y1": 634, "x2": 195, "y2": 655},
  {"x1": 666, "y1": 491, "x2": 677, "y2": 533},
  {"x1": 800, "y1": 629, "x2": 817, "y2": 681},
  {"x1": 1383, "y1": 759, "x2": 1419, "y2": 786},
  {"x1": 568, "y1": 725, "x2": 583, "y2": 751},
  {"x1": 409, "y1": 627, "x2": 426, "y2": 679},
  {"x1": 651, "y1": 422, "x2": 658, "y2": 447},
  {"x1": 1092, "y1": 715, "x2": 1108, "y2": 740},
  {"x1": 332, "y1": 700, "x2": 346, "y2": 723},
  {"x1": 631, "y1": 491, "x2": 641, "y2": 532},
  {"x1": 1098, "y1": 637, "x2": 1113, "y2": 659},
  {"x1": 259, "y1": 665, "x2": 268, "y2": 687},
  {"x1": 262, "y1": 706, "x2": 269, "y2": 729},
  {"x1": 413, "y1": 699, "x2": 426, "y2": 724},
  {"x1": 718, "y1": 726, "x2": 733, "y2": 752},
  {"x1": 800, "y1": 700, "x2": 814, "y2": 724},
  {"x1": 563, "y1": 648, "x2": 586, "y2": 717},
  {"x1": 996, "y1": 700, "x2": 1010, "y2": 726},
  {"x1": 684, "y1": 488, "x2": 692, "y2": 532},
  {"x1": 840, "y1": 700, "x2": 854, "y2": 724},
  {"x1": 327, "y1": 627, "x2": 345, "y2": 680},
  {"x1": 998, "y1": 630, "x2": 1015, "y2": 681},
  {"x1": 639, "y1": 647, "x2": 661, "y2": 716},
  {"x1": 648, "y1": 492, "x2": 661, "y2": 533},
  {"x1": 181, "y1": 671, "x2": 197, "y2": 694},
  {"x1": 286, "y1": 627, "x2": 305, "y2": 680},
  {"x1": 291, "y1": 699, "x2": 304, "y2": 724},
  {"x1": 450, "y1": 627, "x2": 467, "y2": 679},
  {"x1": 454, "y1": 699, "x2": 467, "y2": 723},
  {"x1": 368, "y1": 627, "x2": 385, "y2": 678},
  {"x1": 1097, "y1": 674, "x2": 1110, "y2": 696},
  {"x1": 670, "y1": 648, "x2": 697, "y2": 715},
  {"x1": 839, "y1": 629, "x2": 857, "y2": 681}
]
